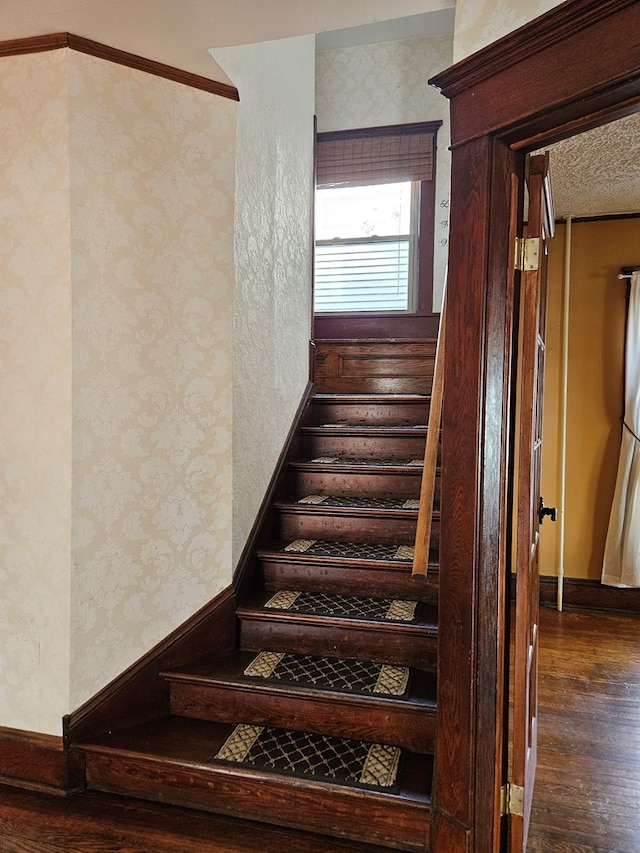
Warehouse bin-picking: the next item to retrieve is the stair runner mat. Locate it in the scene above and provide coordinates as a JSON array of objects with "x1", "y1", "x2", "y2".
[
  {"x1": 243, "y1": 651, "x2": 410, "y2": 697},
  {"x1": 264, "y1": 590, "x2": 418, "y2": 623},
  {"x1": 298, "y1": 494, "x2": 420, "y2": 510},
  {"x1": 282, "y1": 538, "x2": 415, "y2": 562},
  {"x1": 214, "y1": 724, "x2": 401, "y2": 790},
  {"x1": 310, "y1": 456, "x2": 423, "y2": 467}
]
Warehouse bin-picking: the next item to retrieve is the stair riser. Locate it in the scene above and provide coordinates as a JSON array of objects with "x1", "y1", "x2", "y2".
[
  {"x1": 290, "y1": 467, "x2": 432, "y2": 501},
  {"x1": 302, "y1": 433, "x2": 426, "y2": 461},
  {"x1": 313, "y1": 401, "x2": 430, "y2": 427},
  {"x1": 83, "y1": 752, "x2": 430, "y2": 852},
  {"x1": 278, "y1": 512, "x2": 438, "y2": 547},
  {"x1": 240, "y1": 617, "x2": 437, "y2": 670},
  {"x1": 260, "y1": 558, "x2": 438, "y2": 604},
  {"x1": 168, "y1": 682, "x2": 435, "y2": 753}
]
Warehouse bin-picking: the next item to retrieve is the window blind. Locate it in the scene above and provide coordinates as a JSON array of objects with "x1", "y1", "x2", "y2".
[{"x1": 316, "y1": 122, "x2": 439, "y2": 189}]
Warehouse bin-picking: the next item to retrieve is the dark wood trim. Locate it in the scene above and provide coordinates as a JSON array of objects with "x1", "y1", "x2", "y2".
[
  {"x1": 66, "y1": 586, "x2": 237, "y2": 749},
  {"x1": 430, "y1": 0, "x2": 635, "y2": 98},
  {"x1": 314, "y1": 313, "x2": 440, "y2": 340},
  {"x1": 0, "y1": 727, "x2": 67, "y2": 794},
  {"x1": 0, "y1": 33, "x2": 69, "y2": 56},
  {"x1": 557, "y1": 212, "x2": 640, "y2": 225},
  {"x1": 317, "y1": 120, "x2": 443, "y2": 143},
  {"x1": 233, "y1": 381, "x2": 316, "y2": 600},
  {"x1": 0, "y1": 32, "x2": 239, "y2": 101},
  {"x1": 431, "y1": 0, "x2": 640, "y2": 150},
  {"x1": 539, "y1": 575, "x2": 640, "y2": 615},
  {"x1": 428, "y1": 2, "x2": 640, "y2": 851}
]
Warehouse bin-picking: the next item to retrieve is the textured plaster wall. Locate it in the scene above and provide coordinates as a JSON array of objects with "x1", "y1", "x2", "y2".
[
  {"x1": 0, "y1": 50, "x2": 73, "y2": 735},
  {"x1": 213, "y1": 37, "x2": 315, "y2": 567},
  {"x1": 315, "y1": 35, "x2": 453, "y2": 310},
  {"x1": 453, "y1": 0, "x2": 564, "y2": 61},
  {"x1": 69, "y1": 52, "x2": 236, "y2": 708}
]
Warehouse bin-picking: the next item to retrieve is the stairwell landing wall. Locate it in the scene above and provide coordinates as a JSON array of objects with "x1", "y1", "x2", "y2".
[
  {"x1": 315, "y1": 34, "x2": 453, "y2": 312},
  {"x1": 213, "y1": 37, "x2": 315, "y2": 568}
]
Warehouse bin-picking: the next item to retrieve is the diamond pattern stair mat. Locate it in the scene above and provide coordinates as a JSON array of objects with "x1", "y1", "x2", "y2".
[
  {"x1": 297, "y1": 494, "x2": 421, "y2": 510},
  {"x1": 243, "y1": 651, "x2": 410, "y2": 697},
  {"x1": 264, "y1": 590, "x2": 418, "y2": 623},
  {"x1": 213, "y1": 724, "x2": 401, "y2": 790},
  {"x1": 283, "y1": 539, "x2": 415, "y2": 562},
  {"x1": 310, "y1": 456, "x2": 424, "y2": 467}
]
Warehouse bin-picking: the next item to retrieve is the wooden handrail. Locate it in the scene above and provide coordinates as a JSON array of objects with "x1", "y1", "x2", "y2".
[{"x1": 412, "y1": 294, "x2": 446, "y2": 577}]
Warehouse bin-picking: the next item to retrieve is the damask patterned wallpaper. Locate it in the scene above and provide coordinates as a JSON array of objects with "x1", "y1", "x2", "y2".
[
  {"x1": 315, "y1": 35, "x2": 453, "y2": 310},
  {"x1": 453, "y1": 0, "x2": 564, "y2": 61},
  {"x1": 68, "y1": 52, "x2": 236, "y2": 709},
  {"x1": 213, "y1": 37, "x2": 315, "y2": 567},
  {"x1": 0, "y1": 50, "x2": 73, "y2": 735},
  {"x1": 0, "y1": 48, "x2": 237, "y2": 732}
]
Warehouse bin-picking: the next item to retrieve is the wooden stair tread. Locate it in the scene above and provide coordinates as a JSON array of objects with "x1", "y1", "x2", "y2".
[
  {"x1": 291, "y1": 457, "x2": 431, "y2": 472},
  {"x1": 238, "y1": 590, "x2": 437, "y2": 630},
  {"x1": 80, "y1": 716, "x2": 433, "y2": 802},
  {"x1": 277, "y1": 497, "x2": 439, "y2": 518},
  {"x1": 79, "y1": 717, "x2": 433, "y2": 851},
  {"x1": 259, "y1": 538, "x2": 438, "y2": 566},
  {"x1": 303, "y1": 425, "x2": 427, "y2": 436},
  {"x1": 313, "y1": 394, "x2": 430, "y2": 402},
  {"x1": 162, "y1": 651, "x2": 437, "y2": 706}
]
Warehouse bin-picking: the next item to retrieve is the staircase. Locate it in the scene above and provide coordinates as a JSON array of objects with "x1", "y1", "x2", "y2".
[{"x1": 75, "y1": 351, "x2": 440, "y2": 852}]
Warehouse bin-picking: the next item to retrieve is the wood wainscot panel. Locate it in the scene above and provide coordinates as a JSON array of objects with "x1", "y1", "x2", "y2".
[
  {"x1": 0, "y1": 727, "x2": 67, "y2": 794},
  {"x1": 314, "y1": 339, "x2": 436, "y2": 394}
]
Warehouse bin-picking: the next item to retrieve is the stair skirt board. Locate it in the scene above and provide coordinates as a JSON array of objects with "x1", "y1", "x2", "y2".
[
  {"x1": 263, "y1": 590, "x2": 418, "y2": 623},
  {"x1": 282, "y1": 539, "x2": 415, "y2": 562},
  {"x1": 214, "y1": 724, "x2": 401, "y2": 791},
  {"x1": 243, "y1": 651, "x2": 410, "y2": 697}
]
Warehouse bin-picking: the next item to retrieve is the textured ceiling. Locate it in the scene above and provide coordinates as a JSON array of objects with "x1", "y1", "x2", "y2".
[{"x1": 545, "y1": 112, "x2": 640, "y2": 218}]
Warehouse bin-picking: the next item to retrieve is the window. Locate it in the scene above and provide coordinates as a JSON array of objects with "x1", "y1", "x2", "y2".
[{"x1": 314, "y1": 122, "x2": 440, "y2": 317}]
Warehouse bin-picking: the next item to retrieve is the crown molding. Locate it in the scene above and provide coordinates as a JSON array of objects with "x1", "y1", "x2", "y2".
[{"x1": 0, "y1": 32, "x2": 239, "y2": 101}]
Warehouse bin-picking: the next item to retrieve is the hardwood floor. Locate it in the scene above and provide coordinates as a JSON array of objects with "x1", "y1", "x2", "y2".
[
  {"x1": 0, "y1": 606, "x2": 638, "y2": 852},
  {"x1": 528, "y1": 607, "x2": 640, "y2": 853}
]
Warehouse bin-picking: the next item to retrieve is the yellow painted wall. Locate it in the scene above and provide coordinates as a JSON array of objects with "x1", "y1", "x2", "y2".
[{"x1": 540, "y1": 218, "x2": 639, "y2": 580}]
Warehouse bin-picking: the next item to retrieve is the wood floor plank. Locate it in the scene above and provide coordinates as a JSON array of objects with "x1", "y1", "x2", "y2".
[{"x1": 528, "y1": 608, "x2": 640, "y2": 853}]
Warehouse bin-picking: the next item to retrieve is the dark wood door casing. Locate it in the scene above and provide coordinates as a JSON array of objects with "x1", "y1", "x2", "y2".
[{"x1": 429, "y1": 2, "x2": 640, "y2": 852}]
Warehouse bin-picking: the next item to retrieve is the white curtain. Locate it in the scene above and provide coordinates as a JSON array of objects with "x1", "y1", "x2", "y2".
[{"x1": 602, "y1": 271, "x2": 640, "y2": 587}]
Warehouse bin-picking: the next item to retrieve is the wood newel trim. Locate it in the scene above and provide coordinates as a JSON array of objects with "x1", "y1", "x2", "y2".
[{"x1": 412, "y1": 293, "x2": 445, "y2": 577}]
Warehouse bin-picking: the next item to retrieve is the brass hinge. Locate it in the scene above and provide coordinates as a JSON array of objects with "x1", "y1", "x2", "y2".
[
  {"x1": 501, "y1": 783, "x2": 525, "y2": 817},
  {"x1": 514, "y1": 236, "x2": 540, "y2": 271}
]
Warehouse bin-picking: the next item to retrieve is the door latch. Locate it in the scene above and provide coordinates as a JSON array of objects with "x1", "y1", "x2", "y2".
[{"x1": 538, "y1": 497, "x2": 557, "y2": 524}]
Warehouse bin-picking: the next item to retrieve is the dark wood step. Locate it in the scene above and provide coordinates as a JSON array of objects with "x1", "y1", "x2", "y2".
[
  {"x1": 258, "y1": 542, "x2": 439, "y2": 604},
  {"x1": 79, "y1": 716, "x2": 432, "y2": 852},
  {"x1": 162, "y1": 651, "x2": 436, "y2": 753},
  {"x1": 311, "y1": 394, "x2": 430, "y2": 427},
  {"x1": 301, "y1": 425, "x2": 427, "y2": 461},
  {"x1": 275, "y1": 500, "x2": 440, "y2": 547},
  {"x1": 238, "y1": 592, "x2": 438, "y2": 670},
  {"x1": 289, "y1": 457, "x2": 436, "y2": 501}
]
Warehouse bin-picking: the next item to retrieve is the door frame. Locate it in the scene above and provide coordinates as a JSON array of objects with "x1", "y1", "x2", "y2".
[{"x1": 429, "y1": 2, "x2": 640, "y2": 852}]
